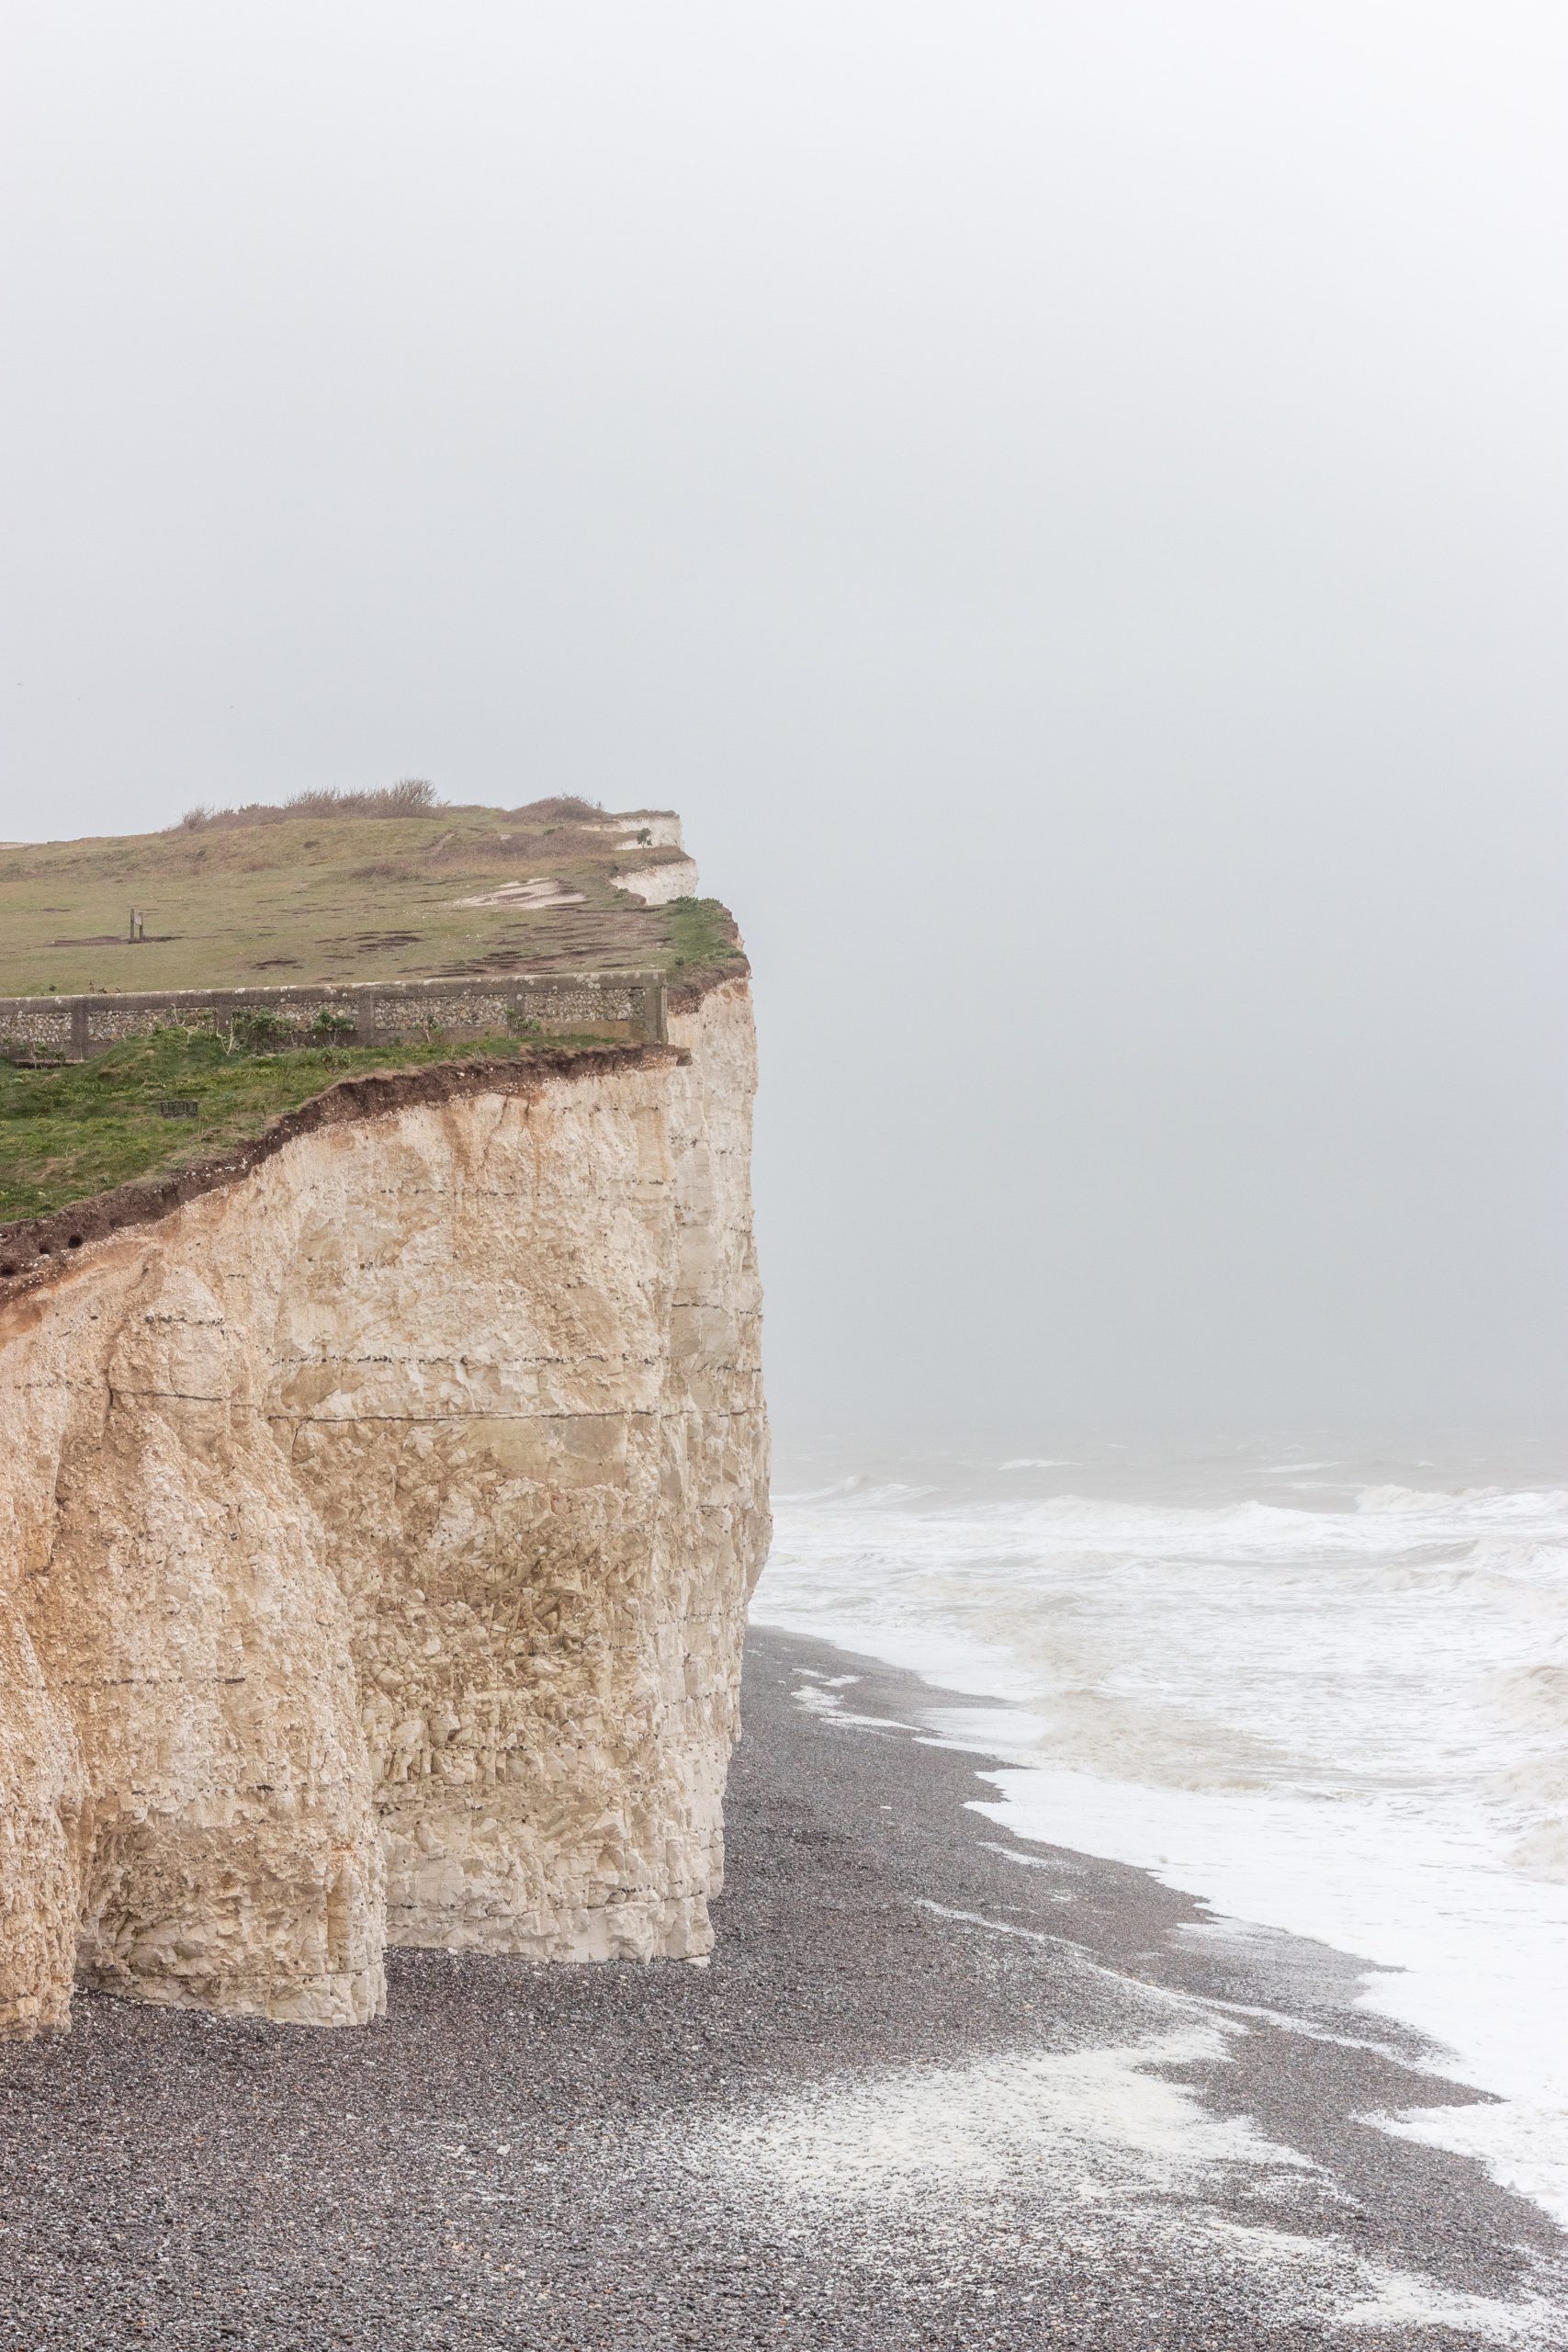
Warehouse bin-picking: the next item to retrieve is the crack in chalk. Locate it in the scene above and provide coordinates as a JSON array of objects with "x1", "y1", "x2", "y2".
[
  {"x1": 266, "y1": 1403, "x2": 761, "y2": 1425},
  {"x1": 107, "y1": 1386, "x2": 231, "y2": 1405}
]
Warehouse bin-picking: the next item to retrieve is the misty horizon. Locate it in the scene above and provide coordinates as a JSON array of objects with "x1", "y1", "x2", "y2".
[{"x1": 5, "y1": 2, "x2": 1566, "y2": 1447}]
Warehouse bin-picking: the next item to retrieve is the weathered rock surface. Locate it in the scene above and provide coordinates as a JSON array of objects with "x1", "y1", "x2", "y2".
[{"x1": 0, "y1": 978, "x2": 768, "y2": 2031}]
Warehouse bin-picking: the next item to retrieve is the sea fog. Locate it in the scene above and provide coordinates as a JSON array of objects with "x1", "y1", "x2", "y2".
[{"x1": 750, "y1": 1439, "x2": 1568, "y2": 2228}]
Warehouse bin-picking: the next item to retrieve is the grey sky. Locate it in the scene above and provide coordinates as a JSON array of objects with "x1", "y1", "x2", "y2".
[{"x1": 4, "y1": 3, "x2": 1566, "y2": 1443}]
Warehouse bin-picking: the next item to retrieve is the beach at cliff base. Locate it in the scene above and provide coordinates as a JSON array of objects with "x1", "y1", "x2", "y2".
[{"x1": 3, "y1": 1624, "x2": 1564, "y2": 2351}]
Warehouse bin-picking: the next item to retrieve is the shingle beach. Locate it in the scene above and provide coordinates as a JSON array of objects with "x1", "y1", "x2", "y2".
[{"x1": 3, "y1": 1626, "x2": 1563, "y2": 2351}]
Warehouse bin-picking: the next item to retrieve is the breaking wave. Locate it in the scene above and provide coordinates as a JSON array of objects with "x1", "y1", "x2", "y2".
[{"x1": 751, "y1": 1445, "x2": 1568, "y2": 2224}]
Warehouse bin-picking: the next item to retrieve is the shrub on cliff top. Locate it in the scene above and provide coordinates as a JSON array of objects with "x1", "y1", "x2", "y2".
[
  {"x1": 506, "y1": 795, "x2": 604, "y2": 822},
  {"x1": 176, "y1": 782, "x2": 442, "y2": 831},
  {"x1": 226, "y1": 1005, "x2": 358, "y2": 1053}
]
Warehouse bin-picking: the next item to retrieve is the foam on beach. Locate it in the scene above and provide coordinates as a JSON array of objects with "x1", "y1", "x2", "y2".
[{"x1": 671, "y1": 2024, "x2": 1566, "y2": 2346}]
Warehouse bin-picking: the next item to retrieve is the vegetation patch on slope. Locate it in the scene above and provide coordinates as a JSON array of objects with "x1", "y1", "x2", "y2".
[
  {"x1": 0, "y1": 1026, "x2": 622, "y2": 1220},
  {"x1": 662, "y1": 897, "x2": 748, "y2": 978}
]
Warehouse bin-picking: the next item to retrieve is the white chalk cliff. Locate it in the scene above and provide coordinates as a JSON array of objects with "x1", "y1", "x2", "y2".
[{"x1": 0, "y1": 978, "x2": 768, "y2": 2033}]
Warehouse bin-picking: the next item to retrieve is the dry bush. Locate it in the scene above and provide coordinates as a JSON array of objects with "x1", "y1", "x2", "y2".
[{"x1": 174, "y1": 782, "x2": 444, "y2": 832}]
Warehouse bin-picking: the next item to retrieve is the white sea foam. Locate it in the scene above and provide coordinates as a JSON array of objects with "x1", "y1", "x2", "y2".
[
  {"x1": 750, "y1": 1447, "x2": 1568, "y2": 2227},
  {"x1": 705, "y1": 2020, "x2": 1306, "y2": 2199},
  {"x1": 684, "y1": 2020, "x2": 1567, "y2": 2343}
]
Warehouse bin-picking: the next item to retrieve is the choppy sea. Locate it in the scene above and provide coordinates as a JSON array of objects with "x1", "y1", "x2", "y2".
[{"x1": 750, "y1": 1443, "x2": 1568, "y2": 2227}]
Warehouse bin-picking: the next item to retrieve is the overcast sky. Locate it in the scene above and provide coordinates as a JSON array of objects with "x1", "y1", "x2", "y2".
[{"x1": 4, "y1": 2, "x2": 1566, "y2": 1448}]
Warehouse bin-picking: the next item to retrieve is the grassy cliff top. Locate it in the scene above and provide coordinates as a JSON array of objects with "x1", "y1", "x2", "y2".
[{"x1": 0, "y1": 790, "x2": 735, "y2": 998}]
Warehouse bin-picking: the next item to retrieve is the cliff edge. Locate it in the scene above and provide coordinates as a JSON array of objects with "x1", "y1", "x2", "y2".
[{"x1": 0, "y1": 967, "x2": 769, "y2": 2033}]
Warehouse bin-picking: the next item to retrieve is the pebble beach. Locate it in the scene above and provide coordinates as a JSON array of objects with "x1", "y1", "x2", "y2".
[{"x1": 3, "y1": 1625, "x2": 1563, "y2": 2350}]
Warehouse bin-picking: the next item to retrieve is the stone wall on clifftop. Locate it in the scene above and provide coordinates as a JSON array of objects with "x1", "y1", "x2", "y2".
[{"x1": 0, "y1": 978, "x2": 768, "y2": 2034}]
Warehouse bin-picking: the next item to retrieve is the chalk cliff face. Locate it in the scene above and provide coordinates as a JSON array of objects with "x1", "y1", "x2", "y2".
[{"x1": 0, "y1": 978, "x2": 768, "y2": 2034}]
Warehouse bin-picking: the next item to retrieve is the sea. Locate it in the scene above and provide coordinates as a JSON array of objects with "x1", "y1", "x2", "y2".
[{"x1": 750, "y1": 1441, "x2": 1568, "y2": 2229}]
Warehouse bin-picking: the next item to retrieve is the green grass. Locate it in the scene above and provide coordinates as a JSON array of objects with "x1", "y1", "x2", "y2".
[
  {"x1": 0, "y1": 1028, "x2": 614, "y2": 1221},
  {"x1": 662, "y1": 897, "x2": 746, "y2": 975}
]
